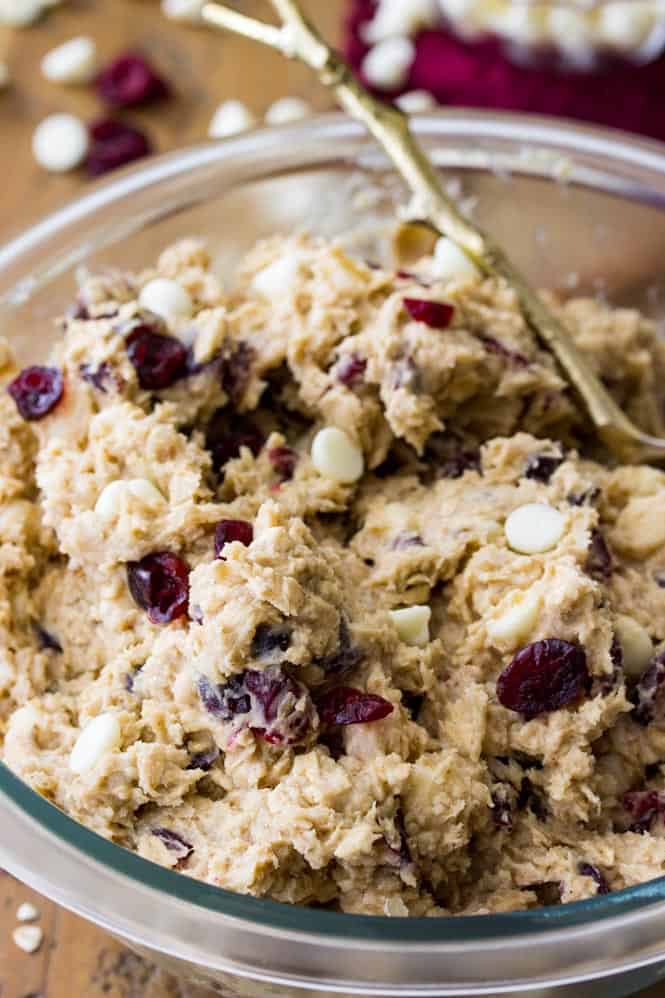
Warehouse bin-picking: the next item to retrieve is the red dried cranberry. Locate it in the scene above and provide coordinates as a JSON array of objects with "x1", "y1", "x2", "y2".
[
  {"x1": 584, "y1": 529, "x2": 613, "y2": 582},
  {"x1": 250, "y1": 623, "x2": 291, "y2": 659},
  {"x1": 127, "y1": 551, "x2": 189, "y2": 624},
  {"x1": 317, "y1": 686, "x2": 393, "y2": 725},
  {"x1": 205, "y1": 411, "x2": 264, "y2": 471},
  {"x1": 198, "y1": 667, "x2": 316, "y2": 745},
  {"x1": 403, "y1": 297, "x2": 454, "y2": 329},
  {"x1": 481, "y1": 335, "x2": 529, "y2": 368},
  {"x1": 96, "y1": 51, "x2": 170, "y2": 108},
  {"x1": 632, "y1": 650, "x2": 665, "y2": 726},
  {"x1": 496, "y1": 639, "x2": 590, "y2": 720},
  {"x1": 33, "y1": 624, "x2": 63, "y2": 653},
  {"x1": 525, "y1": 453, "x2": 564, "y2": 483},
  {"x1": 336, "y1": 352, "x2": 367, "y2": 387},
  {"x1": 214, "y1": 519, "x2": 253, "y2": 557},
  {"x1": 315, "y1": 619, "x2": 364, "y2": 675},
  {"x1": 578, "y1": 861, "x2": 610, "y2": 894},
  {"x1": 87, "y1": 118, "x2": 152, "y2": 176},
  {"x1": 623, "y1": 789, "x2": 665, "y2": 832},
  {"x1": 151, "y1": 828, "x2": 193, "y2": 866},
  {"x1": 218, "y1": 341, "x2": 255, "y2": 407},
  {"x1": 7, "y1": 366, "x2": 63, "y2": 421},
  {"x1": 268, "y1": 446, "x2": 298, "y2": 482},
  {"x1": 125, "y1": 326, "x2": 188, "y2": 390}
]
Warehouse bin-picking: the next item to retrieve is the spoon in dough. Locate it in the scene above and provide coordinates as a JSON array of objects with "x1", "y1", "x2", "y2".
[{"x1": 202, "y1": 0, "x2": 665, "y2": 465}]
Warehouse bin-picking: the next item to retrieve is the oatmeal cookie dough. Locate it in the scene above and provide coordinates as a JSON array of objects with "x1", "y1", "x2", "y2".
[{"x1": 1, "y1": 233, "x2": 665, "y2": 916}]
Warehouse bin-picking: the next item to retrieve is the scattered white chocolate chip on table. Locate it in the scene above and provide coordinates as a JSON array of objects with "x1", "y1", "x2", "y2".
[
  {"x1": 138, "y1": 278, "x2": 193, "y2": 325},
  {"x1": 615, "y1": 614, "x2": 653, "y2": 679},
  {"x1": 32, "y1": 113, "x2": 89, "y2": 173},
  {"x1": 70, "y1": 713, "x2": 121, "y2": 775},
  {"x1": 389, "y1": 605, "x2": 431, "y2": 647},
  {"x1": 0, "y1": 0, "x2": 44, "y2": 26},
  {"x1": 505, "y1": 503, "x2": 566, "y2": 555},
  {"x1": 486, "y1": 590, "x2": 542, "y2": 647},
  {"x1": 361, "y1": 36, "x2": 415, "y2": 91},
  {"x1": 161, "y1": 0, "x2": 204, "y2": 22},
  {"x1": 16, "y1": 902, "x2": 40, "y2": 922},
  {"x1": 265, "y1": 96, "x2": 312, "y2": 125},
  {"x1": 12, "y1": 925, "x2": 43, "y2": 954},
  {"x1": 311, "y1": 427, "x2": 364, "y2": 484},
  {"x1": 208, "y1": 99, "x2": 257, "y2": 139},
  {"x1": 41, "y1": 35, "x2": 98, "y2": 85}
]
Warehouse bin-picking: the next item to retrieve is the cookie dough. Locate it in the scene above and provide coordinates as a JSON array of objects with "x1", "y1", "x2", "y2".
[{"x1": 2, "y1": 234, "x2": 665, "y2": 916}]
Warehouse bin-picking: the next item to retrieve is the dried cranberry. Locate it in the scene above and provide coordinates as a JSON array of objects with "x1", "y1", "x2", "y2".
[
  {"x1": 87, "y1": 118, "x2": 152, "y2": 176},
  {"x1": 125, "y1": 326, "x2": 188, "y2": 390},
  {"x1": 79, "y1": 362, "x2": 115, "y2": 393},
  {"x1": 578, "y1": 861, "x2": 610, "y2": 895},
  {"x1": 205, "y1": 411, "x2": 264, "y2": 471},
  {"x1": 268, "y1": 446, "x2": 298, "y2": 482},
  {"x1": 497, "y1": 639, "x2": 590, "y2": 720},
  {"x1": 391, "y1": 531, "x2": 425, "y2": 550},
  {"x1": 198, "y1": 667, "x2": 316, "y2": 745},
  {"x1": 481, "y1": 335, "x2": 529, "y2": 368},
  {"x1": 218, "y1": 341, "x2": 255, "y2": 407},
  {"x1": 491, "y1": 786, "x2": 514, "y2": 831},
  {"x1": 584, "y1": 529, "x2": 613, "y2": 582},
  {"x1": 336, "y1": 353, "x2": 367, "y2": 387},
  {"x1": 151, "y1": 828, "x2": 193, "y2": 865},
  {"x1": 317, "y1": 686, "x2": 393, "y2": 725},
  {"x1": 127, "y1": 551, "x2": 189, "y2": 624},
  {"x1": 403, "y1": 297, "x2": 454, "y2": 329},
  {"x1": 525, "y1": 453, "x2": 563, "y2": 483},
  {"x1": 250, "y1": 623, "x2": 291, "y2": 659},
  {"x1": 187, "y1": 747, "x2": 219, "y2": 771},
  {"x1": 214, "y1": 519, "x2": 253, "y2": 557},
  {"x1": 315, "y1": 619, "x2": 364, "y2": 675},
  {"x1": 623, "y1": 789, "x2": 665, "y2": 832},
  {"x1": 7, "y1": 366, "x2": 63, "y2": 421},
  {"x1": 33, "y1": 624, "x2": 62, "y2": 653},
  {"x1": 632, "y1": 650, "x2": 665, "y2": 726},
  {"x1": 96, "y1": 51, "x2": 170, "y2": 108}
]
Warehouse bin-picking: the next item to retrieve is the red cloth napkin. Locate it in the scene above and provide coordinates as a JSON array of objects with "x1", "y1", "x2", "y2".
[{"x1": 345, "y1": 0, "x2": 665, "y2": 141}]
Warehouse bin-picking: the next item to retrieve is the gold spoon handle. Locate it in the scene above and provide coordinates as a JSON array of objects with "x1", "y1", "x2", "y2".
[{"x1": 202, "y1": 0, "x2": 665, "y2": 464}]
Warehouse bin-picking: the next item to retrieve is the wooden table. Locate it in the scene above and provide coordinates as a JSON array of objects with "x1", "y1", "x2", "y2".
[{"x1": 0, "y1": 3, "x2": 663, "y2": 996}]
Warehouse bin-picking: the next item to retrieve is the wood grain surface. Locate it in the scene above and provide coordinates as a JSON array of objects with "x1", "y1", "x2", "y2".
[{"x1": 0, "y1": 3, "x2": 663, "y2": 996}]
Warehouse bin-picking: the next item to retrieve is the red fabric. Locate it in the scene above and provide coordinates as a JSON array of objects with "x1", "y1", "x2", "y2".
[{"x1": 344, "y1": 0, "x2": 665, "y2": 141}]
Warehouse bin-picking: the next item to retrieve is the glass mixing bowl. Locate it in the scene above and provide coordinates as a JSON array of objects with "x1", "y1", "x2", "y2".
[{"x1": 2, "y1": 112, "x2": 665, "y2": 998}]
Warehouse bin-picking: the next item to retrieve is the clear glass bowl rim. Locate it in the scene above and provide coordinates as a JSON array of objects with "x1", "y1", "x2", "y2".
[{"x1": 2, "y1": 109, "x2": 665, "y2": 954}]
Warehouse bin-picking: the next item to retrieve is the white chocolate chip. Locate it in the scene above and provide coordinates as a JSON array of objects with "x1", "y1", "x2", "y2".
[
  {"x1": 389, "y1": 605, "x2": 431, "y2": 646},
  {"x1": 16, "y1": 902, "x2": 39, "y2": 922},
  {"x1": 615, "y1": 614, "x2": 653, "y2": 679},
  {"x1": 505, "y1": 503, "x2": 566, "y2": 555},
  {"x1": 126, "y1": 478, "x2": 165, "y2": 508},
  {"x1": 208, "y1": 99, "x2": 256, "y2": 139},
  {"x1": 161, "y1": 0, "x2": 204, "y2": 21},
  {"x1": 489, "y1": 5, "x2": 548, "y2": 44},
  {"x1": 265, "y1": 96, "x2": 311, "y2": 125},
  {"x1": 95, "y1": 480, "x2": 128, "y2": 518},
  {"x1": 0, "y1": 0, "x2": 43, "y2": 26},
  {"x1": 396, "y1": 89, "x2": 437, "y2": 113},
  {"x1": 547, "y1": 8, "x2": 593, "y2": 57},
  {"x1": 361, "y1": 36, "x2": 415, "y2": 91},
  {"x1": 363, "y1": 0, "x2": 439, "y2": 44},
  {"x1": 12, "y1": 925, "x2": 43, "y2": 954},
  {"x1": 139, "y1": 278, "x2": 193, "y2": 325},
  {"x1": 251, "y1": 255, "x2": 304, "y2": 299},
  {"x1": 0, "y1": 61, "x2": 10, "y2": 89},
  {"x1": 70, "y1": 713, "x2": 121, "y2": 775},
  {"x1": 32, "y1": 113, "x2": 89, "y2": 173},
  {"x1": 597, "y1": 2, "x2": 655, "y2": 50},
  {"x1": 432, "y1": 237, "x2": 480, "y2": 283},
  {"x1": 311, "y1": 427, "x2": 364, "y2": 484},
  {"x1": 41, "y1": 36, "x2": 97, "y2": 84},
  {"x1": 486, "y1": 590, "x2": 542, "y2": 647}
]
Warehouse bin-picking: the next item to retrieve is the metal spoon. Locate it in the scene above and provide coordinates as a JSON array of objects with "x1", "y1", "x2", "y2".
[{"x1": 202, "y1": 0, "x2": 665, "y2": 464}]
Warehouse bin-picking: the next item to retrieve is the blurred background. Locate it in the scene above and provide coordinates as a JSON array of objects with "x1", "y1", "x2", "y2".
[{"x1": 1, "y1": 0, "x2": 665, "y2": 995}]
